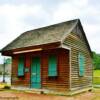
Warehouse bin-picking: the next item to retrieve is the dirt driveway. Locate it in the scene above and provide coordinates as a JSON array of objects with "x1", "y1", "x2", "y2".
[{"x1": 0, "y1": 89, "x2": 99, "y2": 100}]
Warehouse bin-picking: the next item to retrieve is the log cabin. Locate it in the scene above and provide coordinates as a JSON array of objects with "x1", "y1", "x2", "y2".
[{"x1": 1, "y1": 19, "x2": 93, "y2": 95}]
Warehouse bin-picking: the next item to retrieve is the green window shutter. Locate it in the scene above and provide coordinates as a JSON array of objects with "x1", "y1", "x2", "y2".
[
  {"x1": 79, "y1": 53, "x2": 85, "y2": 76},
  {"x1": 18, "y1": 56, "x2": 24, "y2": 76},
  {"x1": 48, "y1": 55, "x2": 57, "y2": 76}
]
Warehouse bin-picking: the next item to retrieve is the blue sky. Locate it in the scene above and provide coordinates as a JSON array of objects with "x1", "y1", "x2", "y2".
[{"x1": 0, "y1": 0, "x2": 100, "y2": 63}]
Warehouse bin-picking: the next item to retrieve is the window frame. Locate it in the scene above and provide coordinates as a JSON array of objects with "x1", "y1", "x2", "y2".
[{"x1": 78, "y1": 53, "x2": 85, "y2": 77}]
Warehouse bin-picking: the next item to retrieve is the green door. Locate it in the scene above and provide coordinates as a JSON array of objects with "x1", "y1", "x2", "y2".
[{"x1": 31, "y1": 57, "x2": 41, "y2": 88}]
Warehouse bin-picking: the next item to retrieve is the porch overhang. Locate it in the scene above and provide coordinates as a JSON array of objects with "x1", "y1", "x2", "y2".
[
  {"x1": 1, "y1": 42, "x2": 61, "y2": 56},
  {"x1": 1, "y1": 42, "x2": 71, "y2": 56}
]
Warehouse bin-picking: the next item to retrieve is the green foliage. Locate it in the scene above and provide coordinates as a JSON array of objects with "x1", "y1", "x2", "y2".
[
  {"x1": 0, "y1": 71, "x2": 2, "y2": 75},
  {"x1": 93, "y1": 51, "x2": 100, "y2": 70},
  {"x1": 4, "y1": 85, "x2": 11, "y2": 89},
  {"x1": 5, "y1": 58, "x2": 12, "y2": 64},
  {"x1": 0, "y1": 71, "x2": 9, "y2": 75}
]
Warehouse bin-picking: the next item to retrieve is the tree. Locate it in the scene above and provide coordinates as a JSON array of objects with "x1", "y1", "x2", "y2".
[{"x1": 92, "y1": 51, "x2": 100, "y2": 70}]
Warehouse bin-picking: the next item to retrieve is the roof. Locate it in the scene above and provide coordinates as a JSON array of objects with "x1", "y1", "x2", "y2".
[{"x1": 1, "y1": 19, "x2": 78, "y2": 51}]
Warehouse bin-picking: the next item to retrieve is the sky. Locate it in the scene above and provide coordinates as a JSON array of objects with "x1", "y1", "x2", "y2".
[{"x1": 0, "y1": 0, "x2": 100, "y2": 63}]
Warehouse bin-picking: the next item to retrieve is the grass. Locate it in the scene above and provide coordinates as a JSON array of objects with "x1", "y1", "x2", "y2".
[
  {"x1": 0, "y1": 83, "x2": 11, "y2": 89},
  {"x1": 93, "y1": 70, "x2": 100, "y2": 77},
  {"x1": 93, "y1": 77, "x2": 100, "y2": 85},
  {"x1": 93, "y1": 70, "x2": 100, "y2": 85}
]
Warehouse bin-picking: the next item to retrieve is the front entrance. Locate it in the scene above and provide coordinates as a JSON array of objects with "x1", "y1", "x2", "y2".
[{"x1": 31, "y1": 57, "x2": 41, "y2": 88}]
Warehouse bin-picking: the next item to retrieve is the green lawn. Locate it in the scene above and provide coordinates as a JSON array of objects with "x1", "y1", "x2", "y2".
[
  {"x1": 93, "y1": 70, "x2": 100, "y2": 77},
  {"x1": 93, "y1": 70, "x2": 100, "y2": 85}
]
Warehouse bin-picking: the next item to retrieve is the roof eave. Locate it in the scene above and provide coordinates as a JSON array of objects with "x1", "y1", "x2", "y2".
[
  {"x1": 78, "y1": 19, "x2": 93, "y2": 58},
  {"x1": 1, "y1": 41, "x2": 61, "y2": 56}
]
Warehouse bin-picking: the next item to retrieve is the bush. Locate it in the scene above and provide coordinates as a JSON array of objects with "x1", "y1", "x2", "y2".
[{"x1": 4, "y1": 85, "x2": 11, "y2": 89}]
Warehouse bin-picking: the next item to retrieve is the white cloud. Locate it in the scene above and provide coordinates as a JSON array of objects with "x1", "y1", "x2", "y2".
[
  {"x1": 52, "y1": 2, "x2": 80, "y2": 23},
  {"x1": 83, "y1": 24, "x2": 100, "y2": 53},
  {"x1": 0, "y1": 4, "x2": 43, "y2": 33},
  {"x1": 84, "y1": 24, "x2": 100, "y2": 37},
  {"x1": 0, "y1": 0, "x2": 100, "y2": 54},
  {"x1": 51, "y1": 0, "x2": 100, "y2": 53},
  {"x1": 72, "y1": 0, "x2": 88, "y2": 7},
  {"x1": 0, "y1": 4, "x2": 49, "y2": 49},
  {"x1": 51, "y1": 0, "x2": 89, "y2": 23}
]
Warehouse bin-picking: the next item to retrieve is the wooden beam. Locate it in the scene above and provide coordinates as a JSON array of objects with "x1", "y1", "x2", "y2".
[
  {"x1": 13, "y1": 48, "x2": 42, "y2": 54},
  {"x1": 60, "y1": 44, "x2": 71, "y2": 50},
  {"x1": 60, "y1": 44, "x2": 72, "y2": 90}
]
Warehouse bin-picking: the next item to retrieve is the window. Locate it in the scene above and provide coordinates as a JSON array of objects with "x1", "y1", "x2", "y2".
[
  {"x1": 18, "y1": 56, "x2": 24, "y2": 76},
  {"x1": 48, "y1": 55, "x2": 57, "y2": 76},
  {"x1": 78, "y1": 53, "x2": 85, "y2": 76}
]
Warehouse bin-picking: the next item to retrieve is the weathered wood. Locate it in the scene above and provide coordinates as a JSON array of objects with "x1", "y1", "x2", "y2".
[
  {"x1": 11, "y1": 48, "x2": 70, "y2": 92},
  {"x1": 63, "y1": 25, "x2": 92, "y2": 90},
  {"x1": 1, "y1": 19, "x2": 93, "y2": 95}
]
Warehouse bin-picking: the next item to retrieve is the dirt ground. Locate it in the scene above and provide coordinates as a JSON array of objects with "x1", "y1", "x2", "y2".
[{"x1": 0, "y1": 89, "x2": 99, "y2": 100}]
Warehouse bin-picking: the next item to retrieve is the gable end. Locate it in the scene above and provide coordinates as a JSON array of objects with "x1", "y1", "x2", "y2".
[{"x1": 62, "y1": 19, "x2": 92, "y2": 57}]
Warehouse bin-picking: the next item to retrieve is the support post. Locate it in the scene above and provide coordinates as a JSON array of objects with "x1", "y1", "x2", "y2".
[{"x1": 3, "y1": 57, "x2": 5, "y2": 83}]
